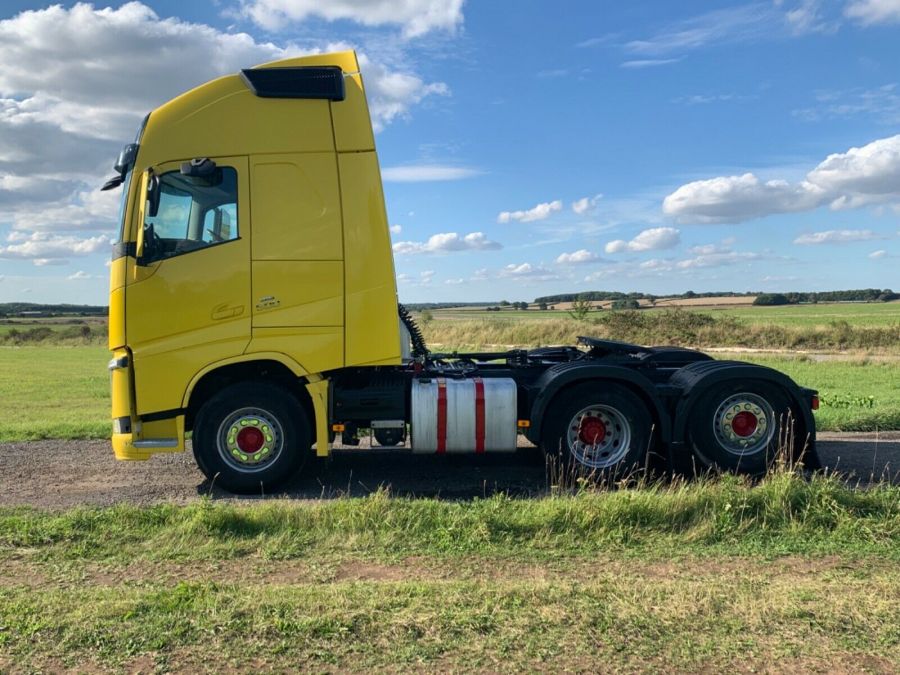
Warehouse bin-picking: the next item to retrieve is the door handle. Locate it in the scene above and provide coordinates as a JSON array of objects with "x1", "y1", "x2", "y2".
[{"x1": 211, "y1": 303, "x2": 244, "y2": 320}]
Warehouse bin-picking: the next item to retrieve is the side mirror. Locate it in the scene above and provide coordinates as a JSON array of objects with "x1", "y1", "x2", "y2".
[
  {"x1": 181, "y1": 158, "x2": 217, "y2": 177},
  {"x1": 146, "y1": 172, "x2": 161, "y2": 218},
  {"x1": 114, "y1": 143, "x2": 139, "y2": 174}
]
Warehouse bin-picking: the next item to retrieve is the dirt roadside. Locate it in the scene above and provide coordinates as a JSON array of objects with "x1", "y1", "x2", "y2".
[{"x1": 0, "y1": 432, "x2": 897, "y2": 509}]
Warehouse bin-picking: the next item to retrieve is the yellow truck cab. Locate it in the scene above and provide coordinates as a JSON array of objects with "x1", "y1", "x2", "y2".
[{"x1": 107, "y1": 51, "x2": 820, "y2": 493}]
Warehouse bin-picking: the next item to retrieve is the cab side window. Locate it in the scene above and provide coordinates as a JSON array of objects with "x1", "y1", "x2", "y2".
[{"x1": 143, "y1": 167, "x2": 238, "y2": 263}]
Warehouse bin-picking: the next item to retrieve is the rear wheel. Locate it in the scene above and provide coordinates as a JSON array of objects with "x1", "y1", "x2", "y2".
[
  {"x1": 686, "y1": 380, "x2": 795, "y2": 477},
  {"x1": 193, "y1": 382, "x2": 310, "y2": 493},
  {"x1": 542, "y1": 382, "x2": 652, "y2": 479}
]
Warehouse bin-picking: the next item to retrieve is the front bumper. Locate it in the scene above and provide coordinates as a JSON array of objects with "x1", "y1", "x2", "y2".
[
  {"x1": 109, "y1": 346, "x2": 186, "y2": 461},
  {"x1": 112, "y1": 416, "x2": 185, "y2": 461}
]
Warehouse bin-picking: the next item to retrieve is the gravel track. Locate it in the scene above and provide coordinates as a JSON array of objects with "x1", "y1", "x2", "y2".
[{"x1": 1, "y1": 433, "x2": 898, "y2": 509}]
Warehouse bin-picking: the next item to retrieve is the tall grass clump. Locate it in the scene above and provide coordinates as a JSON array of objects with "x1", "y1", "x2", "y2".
[
  {"x1": 1, "y1": 470, "x2": 897, "y2": 562},
  {"x1": 421, "y1": 309, "x2": 900, "y2": 352},
  {"x1": 0, "y1": 323, "x2": 106, "y2": 345}
]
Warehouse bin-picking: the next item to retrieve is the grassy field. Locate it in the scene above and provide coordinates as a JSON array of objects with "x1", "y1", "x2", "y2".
[
  {"x1": 0, "y1": 473, "x2": 898, "y2": 671},
  {"x1": 0, "y1": 346, "x2": 110, "y2": 441}
]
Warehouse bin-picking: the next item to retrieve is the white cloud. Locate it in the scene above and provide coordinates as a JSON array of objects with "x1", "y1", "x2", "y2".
[
  {"x1": 444, "y1": 277, "x2": 465, "y2": 285},
  {"x1": 356, "y1": 52, "x2": 450, "y2": 131},
  {"x1": 676, "y1": 250, "x2": 762, "y2": 269},
  {"x1": 688, "y1": 242, "x2": 732, "y2": 255},
  {"x1": 381, "y1": 164, "x2": 479, "y2": 182},
  {"x1": 639, "y1": 258, "x2": 673, "y2": 271},
  {"x1": 10, "y1": 189, "x2": 121, "y2": 232},
  {"x1": 845, "y1": 0, "x2": 900, "y2": 25},
  {"x1": 869, "y1": 249, "x2": 888, "y2": 259},
  {"x1": 0, "y1": 232, "x2": 110, "y2": 265},
  {"x1": 393, "y1": 231, "x2": 501, "y2": 255},
  {"x1": 389, "y1": 224, "x2": 402, "y2": 235},
  {"x1": 241, "y1": 0, "x2": 465, "y2": 38},
  {"x1": 605, "y1": 227, "x2": 680, "y2": 253},
  {"x1": 793, "y1": 84, "x2": 900, "y2": 125},
  {"x1": 793, "y1": 229, "x2": 881, "y2": 244},
  {"x1": 396, "y1": 270, "x2": 435, "y2": 286},
  {"x1": 663, "y1": 134, "x2": 900, "y2": 223},
  {"x1": 555, "y1": 249, "x2": 600, "y2": 264},
  {"x1": 663, "y1": 173, "x2": 823, "y2": 224},
  {"x1": 67, "y1": 270, "x2": 92, "y2": 280},
  {"x1": 806, "y1": 135, "x2": 900, "y2": 208},
  {"x1": 625, "y1": 2, "x2": 833, "y2": 58},
  {"x1": 620, "y1": 59, "x2": 681, "y2": 69},
  {"x1": 571, "y1": 194, "x2": 603, "y2": 214},
  {"x1": 499, "y1": 263, "x2": 560, "y2": 281},
  {"x1": 497, "y1": 200, "x2": 562, "y2": 224}
]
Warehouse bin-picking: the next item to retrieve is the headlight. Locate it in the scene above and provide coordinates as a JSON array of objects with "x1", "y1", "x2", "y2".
[{"x1": 113, "y1": 417, "x2": 132, "y2": 434}]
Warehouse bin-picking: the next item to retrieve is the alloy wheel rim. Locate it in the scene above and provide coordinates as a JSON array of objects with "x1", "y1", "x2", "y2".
[
  {"x1": 565, "y1": 404, "x2": 632, "y2": 469},
  {"x1": 712, "y1": 393, "x2": 775, "y2": 456},
  {"x1": 216, "y1": 407, "x2": 284, "y2": 473}
]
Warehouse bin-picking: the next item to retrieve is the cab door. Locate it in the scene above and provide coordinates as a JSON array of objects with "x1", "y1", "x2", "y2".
[{"x1": 125, "y1": 156, "x2": 251, "y2": 416}]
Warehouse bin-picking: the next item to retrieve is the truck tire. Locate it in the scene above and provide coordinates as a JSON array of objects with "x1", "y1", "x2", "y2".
[
  {"x1": 193, "y1": 382, "x2": 311, "y2": 494},
  {"x1": 541, "y1": 382, "x2": 652, "y2": 479},
  {"x1": 685, "y1": 380, "x2": 794, "y2": 477}
]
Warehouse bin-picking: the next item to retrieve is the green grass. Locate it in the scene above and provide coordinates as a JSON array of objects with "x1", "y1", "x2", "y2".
[
  {"x1": 1, "y1": 474, "x2": 898, "y2": 671},
  {"x1": 0, "y1": 346, "x2": 110, "y2": 441},
  {"x1": 2, "y1": 473, "x2": 898, "y2": 560},
  {"x1": 694, "y1": 301, "x2": 900, "y2": 327}
]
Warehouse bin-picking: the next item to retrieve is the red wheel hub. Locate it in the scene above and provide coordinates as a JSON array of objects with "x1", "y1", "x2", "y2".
[
  {"x1": 731, "y1": 411, "x2": 758, "y2": 438},
  {"x1": 578, "y1": 416, "x2": 607, "y2": 445},
  {"x1": 236, "y1": 426, "x2": 264, "y2": 453}
]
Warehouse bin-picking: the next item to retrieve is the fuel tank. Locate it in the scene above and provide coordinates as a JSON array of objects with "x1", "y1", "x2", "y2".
[{"x1": 411, "y1": 377, "x2": 518, "y2": 453}]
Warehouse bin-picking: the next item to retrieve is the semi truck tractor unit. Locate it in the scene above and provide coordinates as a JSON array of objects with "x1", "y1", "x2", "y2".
[{"x1": 105, "y1": 51, "x2": 820, "y2": 493}]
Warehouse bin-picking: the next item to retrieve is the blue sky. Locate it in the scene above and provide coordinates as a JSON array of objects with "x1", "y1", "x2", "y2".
[{"x1": 0, "y1": 0, "x2": 898, "y2": 304}]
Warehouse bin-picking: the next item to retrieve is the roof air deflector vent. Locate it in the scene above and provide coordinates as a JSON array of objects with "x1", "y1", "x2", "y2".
[{"x1": 240, "y1": 66, "x2": 345, "y2": 101}]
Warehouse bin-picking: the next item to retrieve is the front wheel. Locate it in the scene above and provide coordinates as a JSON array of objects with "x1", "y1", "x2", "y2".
[
  {"x1": 192, "y1": 382, "x2": 310, "y2": 493},
  {"x1": 541, "y1": 382, "x2": 653, "y2": 480}
]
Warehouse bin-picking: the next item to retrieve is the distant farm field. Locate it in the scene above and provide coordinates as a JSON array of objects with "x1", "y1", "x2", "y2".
[{"x1": 433, "y1": 300, "x2": 900, "y2": 328}]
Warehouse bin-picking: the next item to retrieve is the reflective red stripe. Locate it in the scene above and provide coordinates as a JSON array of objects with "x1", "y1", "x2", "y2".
[
  {"x1": 436, "y1": 378, "x2": 447, "y2": 454},
  {"x1": 474, "y1": 377, "x2": 485, "y2": 453}
]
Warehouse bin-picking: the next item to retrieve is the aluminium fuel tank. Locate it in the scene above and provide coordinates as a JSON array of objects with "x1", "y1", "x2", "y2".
[{"x1": 411, "y1": 377, "x2": 518, "y2": 453}]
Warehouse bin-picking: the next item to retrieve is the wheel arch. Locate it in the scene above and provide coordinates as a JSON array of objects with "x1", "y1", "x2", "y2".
[
  {"x1": 182, "y1": 353, "x2": 313, "y2": 431},
  {"x1": 528, "y1": 364, "x2": 671, "y2": 446}
]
